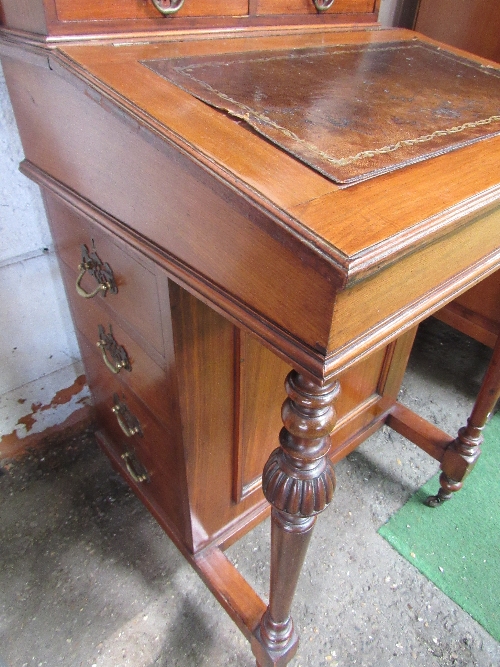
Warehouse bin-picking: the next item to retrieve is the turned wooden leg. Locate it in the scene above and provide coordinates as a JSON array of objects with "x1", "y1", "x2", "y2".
[
  {"x1": 251, "y1": 370, "x2": 339, "y2": 667},
  {"x1": 426, "y1": 330, "x2": 500, "y2": 507}
]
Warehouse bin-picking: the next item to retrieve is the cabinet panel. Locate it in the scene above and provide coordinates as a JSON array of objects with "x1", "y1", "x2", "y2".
[
  {"x1": 55, "y1": 0, "x2": 249, "y2": 22},
  {"x1": 79, "y1": 334, "x2": 191, "y2": 545},
  {"x1": 169, "y1": 281, "x2": 416, "y2": 549},
  {"x1": 60, "y1": 261, "x2": 174, "y2": 427},
  {"x1": 44, "y1": 194, "x2": 166, "y2": 358},
  {"x1": 257, "y1": 0, "x2": 375, "y2": 15},
  {"x1": 235, "y1": 329, "x2": 414, "y2": 500}
]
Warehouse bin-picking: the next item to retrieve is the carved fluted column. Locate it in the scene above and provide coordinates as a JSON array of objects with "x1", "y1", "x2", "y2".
[
  {"x1": 251, "y1": 370, "x2": 339, "y2": 667},
  {"x1": 426, "y1": 328, "x2": 500, "y2": 506}
]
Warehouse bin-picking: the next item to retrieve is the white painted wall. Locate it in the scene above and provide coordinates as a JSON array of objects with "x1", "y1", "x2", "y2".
[{"x1": 0, "y1": 61, "x2": 90, "y2": 457}]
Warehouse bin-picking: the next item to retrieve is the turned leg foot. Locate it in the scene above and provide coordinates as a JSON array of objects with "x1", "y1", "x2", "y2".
[
  {"x1": 251, "y1": 370, "x2": 339, "y2": 666},
  {"x1": 425, "y1": 472, "x2": 462, "y2": 506},
  {"x1": 426, "y1": 329, "x2": 500, "y2": 507}
]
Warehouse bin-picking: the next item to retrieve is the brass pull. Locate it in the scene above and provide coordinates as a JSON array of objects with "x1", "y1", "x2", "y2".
[
  {"x1": 111, "y1": 394, "x2": 142, "y2": 438},
  {"x1": 97, "y1": 324, "x2": 131, "y2": 375},
  {"x1": 76, "y1": 244, "x2": 117, "y2": 299},
  {"x1": 151, "y1": 0, "x2": 185, "y2": 16},
  {"x1": 121, "y1": 451, "x2": 149, "y2": 483},
  {"x1": 76, "y1": 265, "x2": 107, "y2": 298},
  {"x1": 313, "y1": 0, "x2": 335, "y2": 11}
]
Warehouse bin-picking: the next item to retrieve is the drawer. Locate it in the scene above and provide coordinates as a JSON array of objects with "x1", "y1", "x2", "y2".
[
  {"x1": 55, "y1": 0, "x2": 249, "y2": 22},
  {"x1": 60, "y1": 261, "x2": 175, "y2": 428},
  {"x1": 79, "y1": 334, "x2": 190, "y2": 542},
  {"x1": 256, "y1": 0, "x2": 376, "y2": 15},
  {"x1": 44, "y1": 194, "x2": 166, "y2": 357}
]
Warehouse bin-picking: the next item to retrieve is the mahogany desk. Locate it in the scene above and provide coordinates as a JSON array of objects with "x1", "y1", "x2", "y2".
[{"x1": 1, "y1": 6, "x2": 500, "y2": 665}]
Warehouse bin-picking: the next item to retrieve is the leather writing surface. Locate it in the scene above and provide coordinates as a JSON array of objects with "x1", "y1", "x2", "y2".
[{"x1": 144, "y1": 41, "x2": 500, "y2": 184}]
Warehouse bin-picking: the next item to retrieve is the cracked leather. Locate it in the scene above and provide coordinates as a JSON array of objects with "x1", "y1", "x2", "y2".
[{"x1": 144, "y1": 40, "x2": 500, "y2": 185}]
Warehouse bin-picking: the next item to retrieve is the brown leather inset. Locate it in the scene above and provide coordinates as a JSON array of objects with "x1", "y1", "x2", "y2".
[{"x1": 144, "y1": 41, "x2": 500, "y2": 184}]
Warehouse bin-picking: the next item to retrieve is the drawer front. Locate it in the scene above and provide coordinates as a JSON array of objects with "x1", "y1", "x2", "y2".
[
  {"x1": 55, "y1": 0, "x2": 249, "y2": 22},
  {"x1": 79, "y1": 334, "x2": 190, "y2": 542},
  {"x1": 59, "y1": 262, "x2": 175, "y2": 428},
  {"x1": 44, "y1": 194, "x2": 165, "y2": 357},
  {"x1": 256, "y1": 0, "x2": 376, "y2": 15}
]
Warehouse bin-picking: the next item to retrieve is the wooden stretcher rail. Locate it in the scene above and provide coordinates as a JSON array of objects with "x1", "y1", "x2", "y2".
[{"x1": 386, "y1": 402, "x2": 452, "y2": 462}]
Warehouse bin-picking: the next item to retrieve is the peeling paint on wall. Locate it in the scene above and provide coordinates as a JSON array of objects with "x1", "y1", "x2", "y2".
[
  {"x1": 0, "y1": 363, "x2": 92, "y2": 459},
  {"x1": 1, "y1": 64, "x2": 88, "y2": 460}
]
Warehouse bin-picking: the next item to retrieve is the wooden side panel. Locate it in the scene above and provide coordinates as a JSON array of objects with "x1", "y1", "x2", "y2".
[
  {"x1": 236, "y1": 332, "x2": 288, "y2": 501},
  {"x1": 235, "y1": 327, "x2": 416, "y2": 499},
  {"x1": 415, "y1": 0, "x2": 500, "y2": 64},
  {"x1": 169, "y1": 281, "x2": 262, "y2": 551},
  {"x1": 329, "y1": 327, "x2": 416, "y2": 460}
]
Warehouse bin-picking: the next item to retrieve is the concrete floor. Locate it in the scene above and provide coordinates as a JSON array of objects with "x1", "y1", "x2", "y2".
[{"x1": 1, "y1": 318, "x2": 499, "y2": 667}]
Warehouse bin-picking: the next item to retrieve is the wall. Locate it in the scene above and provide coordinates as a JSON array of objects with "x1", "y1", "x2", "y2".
[{"x1": 0, "y1": 61, "x2": 91, "y2": 460}]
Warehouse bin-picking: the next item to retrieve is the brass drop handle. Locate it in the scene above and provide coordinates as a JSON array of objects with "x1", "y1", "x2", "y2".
[
  {"x1": 98, "y1": 341, "x2": 125, "y2": 374},
  {"x1": 76, "y1": 244, "x2": 117, "y2": 299},
  {"x1": 112, "y1": 404, "x2": 140, "y2": 437},
  {"x1": 313, "y1": 0, "x2": 335, "y2": 11},
  {"x1": 121, "y1": 451, "x2": 149, "y2": 483},
  {"x1": 111, "y1": 395, "x2": 142, "y2": 438},
  {"x1": 96, "y1": 325, "x2": 131, "y2": 375},
  {"x1": 151, "y1": 0, "x2": 185, "y2": 16},
  {"x1": 76, "y1": 264, "x2": 109, "y2": 298}
]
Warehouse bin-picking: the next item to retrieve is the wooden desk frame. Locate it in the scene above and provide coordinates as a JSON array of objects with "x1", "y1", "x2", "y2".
[{"x1": 1, "y1": 12, "x2": 500, "y2": 665}]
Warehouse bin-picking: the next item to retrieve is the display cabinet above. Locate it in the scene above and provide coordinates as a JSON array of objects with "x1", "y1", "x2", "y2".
[{"x1": 0, "y1": 0, "x2": 380, "y2": 37}]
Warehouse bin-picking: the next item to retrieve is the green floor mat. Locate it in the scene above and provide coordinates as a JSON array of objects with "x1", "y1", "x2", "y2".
[{"x1": 378, "y1": 412, "x2": 500, "y2": 641}]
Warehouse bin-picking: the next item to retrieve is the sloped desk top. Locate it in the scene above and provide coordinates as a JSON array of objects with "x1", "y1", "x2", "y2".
[
  {"x1": 6, "y1": 27, "x2": 500, "y2": 379},
  {"x1": 144, "y1": 39, "x2": 500, "y2": 185}
]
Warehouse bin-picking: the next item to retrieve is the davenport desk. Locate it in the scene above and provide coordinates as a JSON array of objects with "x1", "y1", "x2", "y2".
[{"x1": 1, "y1": 2, "x2": 500, "y2": 664}]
